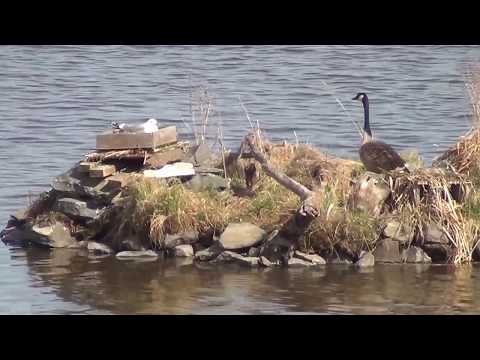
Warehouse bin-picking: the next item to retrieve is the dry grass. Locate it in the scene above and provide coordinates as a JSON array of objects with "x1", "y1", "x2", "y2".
[{"x1": 388, "y1": 167, "x2": 478, "y2": 264}]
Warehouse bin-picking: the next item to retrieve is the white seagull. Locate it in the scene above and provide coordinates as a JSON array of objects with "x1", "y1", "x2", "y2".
[{"x1": 112, "y1": 118, "x2": 159, "y2": 133}]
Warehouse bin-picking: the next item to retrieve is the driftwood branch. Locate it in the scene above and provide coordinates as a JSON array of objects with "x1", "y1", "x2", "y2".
[
  {"x1": 242, "y1": 133, "x2": 319, "y2": 264},
  {"x1": 243, "y1": 133, "x2": 313, "y2": 201}
]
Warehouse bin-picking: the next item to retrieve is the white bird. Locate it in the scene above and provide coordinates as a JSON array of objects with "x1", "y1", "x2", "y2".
[{"x1": 112, "y1": 118, "x2": 159, "y2": 133}]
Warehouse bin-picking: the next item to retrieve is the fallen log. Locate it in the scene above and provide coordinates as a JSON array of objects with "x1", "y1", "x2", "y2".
[{"x1": 242, "y1": 133, "x2": 319, "y2": 264}]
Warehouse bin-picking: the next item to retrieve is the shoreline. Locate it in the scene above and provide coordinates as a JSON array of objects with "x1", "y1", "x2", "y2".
[{"x1": 2, "y1": 125, "x2": 480, "y2": 268}]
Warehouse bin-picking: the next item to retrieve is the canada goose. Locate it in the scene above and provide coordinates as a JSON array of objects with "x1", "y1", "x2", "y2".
[{"x1": 353, "y1": 92, "x2": 408, "y2": 173}]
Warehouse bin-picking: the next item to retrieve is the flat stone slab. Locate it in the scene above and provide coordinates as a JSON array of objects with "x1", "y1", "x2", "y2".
[
  {"x1": 87, "y1": 241, "x2": 113, "y2": 255},
  {"x1": 55, "y1": 198, "x2": 103, "y2": 221},
  {"x1": 288, "y1": 258, "x2": 315, "y2": 267},
  {"x1": 116, "y1": 250, "x2": 158, "y2": 259},
  {"x1": 294, "y1": 251, "x2": 326, "y2": 265}
]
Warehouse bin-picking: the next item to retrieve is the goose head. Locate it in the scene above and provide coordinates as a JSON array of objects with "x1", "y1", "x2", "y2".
[{"x1": 352, "y1": 92, "x2": 368, "y2": 102}]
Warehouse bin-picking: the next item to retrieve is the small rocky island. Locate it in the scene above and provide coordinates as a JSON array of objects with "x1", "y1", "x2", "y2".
[{"x1": 2, "y1": 119, "x2": 480, "y2": 268}]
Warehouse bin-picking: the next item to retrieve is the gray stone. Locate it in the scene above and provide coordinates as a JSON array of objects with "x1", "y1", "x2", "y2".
[
  {"x1": 422, "y1": 244, "x2": 452, "y2": 263},
  {"x1": 164, "y1": 231, "x2": 199, "y2": 249},
  {"x1": 384, "y1": 220, "x2": 413, "y2": 244},
  {"x1": 51, "y1": 166, "x2": 107, "y2": 200},
  {"x1": 294, "y1": 251, "x2": 326, "y2": 265},
  {"x1": 211, "y1": 251, "x2": 244, "y2": 263},
  {"x1": 327, "y1": 257, "x2": 353, "y2": 265},
  {"x1": 120, "y1": 237, "x2": 146, "y2": 252},
  {"x1": 235, "y1": 256, "x2": 260, "y2": 267},
  {"x1": 259, "y1": 256, "x2": 276, "y2": 267},
  {"x1": 219, "y1": 223, "x2": 266, "y2": 250},
  {"x1": 184, "y1": 174, "x2": 229, "y2": 192},
  {"x1": 116, "y1": 250, "x2": 158, "y2": 259},
  {"x1": 55, "y1": 198, "x2": 103, "y2": 221},
  {"x1": 349, "y1": 172, "x2": 390, "y2": 216},
  {"x1": 248, "y1": 247, "x2": 260, "y2": 257},
  {"x1": 174, "y1": 244, "x2": 194, "y2": 257},
  {"x1": 211, "y1": 251, "x2": 260, "y2": 267},
  {"x1": 87, "y1": 241, "x2": 113, "y2": 255},
  {"x1": 373, "y1": 238, "x2": 401, "y2": 263},
  {"x1": 355, "y1": 251, "x2": 375, "y2": 267},
  {"x1": 31, "y1": 222, "x2": 77, "y2": 248},
  {"x1": 68, "y1": 240, "x2": 89, "y2": 249},
  {"x1": 402, "y1": 247, "x2": 432, "y2": 264},
  {"x1": 194, "y1": 242, "x2": 224, "y2": 261},
  {"x1": 423, "y1": 222, "x2": 449, "y2": 245},
  {"x1": 288, "y1": 257, "x2": 314, "y2": 267},
  {"x1": 186, "y1": 143, "x2": 213, "y2": 166}
]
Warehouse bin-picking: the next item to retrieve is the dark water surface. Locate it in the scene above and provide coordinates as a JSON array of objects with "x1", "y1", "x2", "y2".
[{"x1": 1, "y1": 45, "x2": 480, "y2": 314}]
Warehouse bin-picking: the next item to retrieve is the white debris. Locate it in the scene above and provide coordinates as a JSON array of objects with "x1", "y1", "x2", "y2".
[{"x1": 144, "y1": 162, "x2": 195, "y2": 178}]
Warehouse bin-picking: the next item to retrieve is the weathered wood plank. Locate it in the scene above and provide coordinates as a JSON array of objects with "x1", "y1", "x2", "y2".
[
  {"x1": 89, "y1": 165, "x2": 116, "y2": 178},
  {"x1": 96, "y1": 126, "x2": 177, "y2": 150},
  {"x1": 78, "y1": 162, "x2": 97, "y2": 173}
]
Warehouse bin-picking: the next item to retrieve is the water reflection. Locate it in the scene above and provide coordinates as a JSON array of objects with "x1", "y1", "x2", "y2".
[{"x1": 10, "y1": 246, "x2": 480, "y2": 314}]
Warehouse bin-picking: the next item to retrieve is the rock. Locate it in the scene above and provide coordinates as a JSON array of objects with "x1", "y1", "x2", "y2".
[
  {"x1": 51, "y1": 166, "x2": 105, "y2": 199},
  {"x1": 120, "y1": 237, "x2": 146, "y2": 251},
  {"x1": 184, "y1": 174, "x2": 229, "y2": 192},
  {"x1": 211, "y1": 251, "x2": 244, "y2": 263},
  {"x1": 373, "y1": 238, "x2": 401, "y2": 263},
  {"x1": 116, "y1": 250, "x2": 158, "y2": 259},
  {"x1": 402, "y1": 246, "x2": 432, "y2": 263},
  {"x1": 87, "y1": 241, "x2": 113, "y2": 255},
  {"x1": 194, "y1": 242, "x2": 224, "y2": 261},
  {"x1": 349, "y1": 172, "x2": 390, "y2": 216},
  {"x1": 145, "y1": 148, "x2": 186, "y2": 169},
  {"x1": 421, "y1": 244, "x2": 452, "y2": 263},
  {"x1": 174, "y1": 244, "x2": 194, "y2": 257},
  {"x1": 55, "y1": 198, "x2": 103, "y2": 221},
  {"x1": 288, "y1": 257, "x2": 314, "y2": 267},
  {"x1": 355, "y1": 251, "x2": 375, "y2": 267},
  {"x1": 235, "y1": 256, "x2": 260, "y2": 267},
  {"x1": 422, "y1": 222, "x2": 449, "y2": 245},
  {"x1": 384, "y1": 220, "x2": 414, "y2": 244},
  {"x1": 248, "y1": 247, "x2": 260, "y2": 257},
  {"x1": 193, "y1": 242, "x2": 207, "y2": 253},
  {"x1": 185, "y1": 143, "x2": 213, "y2": 166},
  {"x1": 68, "y1": 240, "x2": 89, "y2": 249},
  {"x1": 164, "y1": 231, "x2": 199, "y2": 249},
  {"x1": 219, "y1": 223, "x2": 266, "y2": 250},
  {"x1": 259, "y1": 256, "x2": 276, "y2": 267},
  {"x1": 211, "y1": 251, "x2": 260, "y2": 267},
  {"x1": 294, "y1": 251, "x2": 326, "y2": 265},
  {"x1": 30, "y1": 222, "x2": 77, "y2": 248},
  {"x1": 329, "y1": 257, "x2": 353, "y2": 265}
]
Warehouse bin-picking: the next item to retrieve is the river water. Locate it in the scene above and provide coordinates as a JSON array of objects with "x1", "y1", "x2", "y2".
[{"x1": 1, "y1": 45, "x2": 480, "y2": 314}]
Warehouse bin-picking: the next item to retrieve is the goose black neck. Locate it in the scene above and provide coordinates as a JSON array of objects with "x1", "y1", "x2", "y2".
[{"x1": 362, "y1": 95, "x2": 372, "y2": 138}]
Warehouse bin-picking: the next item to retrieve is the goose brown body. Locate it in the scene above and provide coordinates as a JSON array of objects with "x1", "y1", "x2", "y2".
[{"x1": 359, "y1": 140, "x2": 406, "y2": 173}]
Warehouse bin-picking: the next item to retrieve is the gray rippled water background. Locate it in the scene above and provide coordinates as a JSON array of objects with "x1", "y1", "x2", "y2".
[{"x1": 1, "y1": 45, "x2": 480, "y2": 314}]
